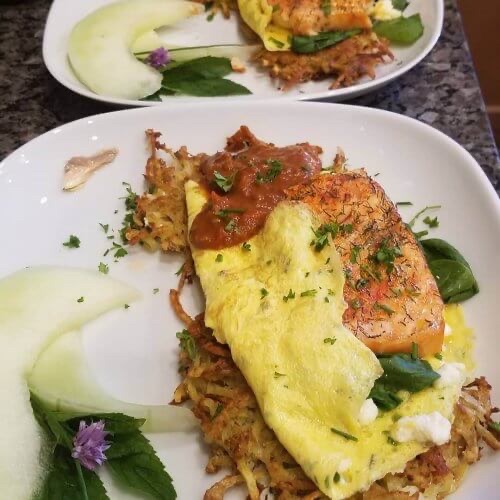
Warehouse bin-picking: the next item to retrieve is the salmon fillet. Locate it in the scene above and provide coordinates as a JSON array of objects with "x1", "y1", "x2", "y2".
[
  {"x1": 269, "y1": 0, "x2": 372, "y2": 36},
  {"x1": 287, "y1": 171, "x2": 445, "y2": 356}
]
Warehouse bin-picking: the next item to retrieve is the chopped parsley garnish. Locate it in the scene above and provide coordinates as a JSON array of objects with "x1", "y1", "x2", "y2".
[
  {"x1": 206, "y1": 12, "x2": 215, "y2": 21},
  {"x1": 323, "y1": 337, "x2": 336, "y2": 345},
  {"x1": 175, "y1": 263, "x2": 185, "y2": 276},
  {"x1": 325, "y1": 257, "x2": 331, "y2": 264},
  {"x1": 215, "y1": 254, "x2": 223, "y2": 262},
  {"x1": 333, "y1": 472, "x2": 341, "y2": 483},
  {"x1": 63, "y1": 235, "x2": 80, "y2": 248},
  {"x1": 99, "y1": 223, "x2": 109, "y2": 234},
  {"x1": 300, "y1": 289, "x2": 317, "y2": 297},
  {"x1": 411, "y1": 342, "x2": 419, "y2": 360},
  {"x1": 269, "y1": 37, "x2": 285, "y2": 48},
  {"x1": 350, "y1": 245, "x2": 361, "y2": 264},
  {"x1": 372, "y1": 239, "x2": 402, "y2": 273},
  {"x1": 242, "y1": 242, "x2": 251, "y2": 252},
  {"x1": 110, "y1": 242, "x2": 128, "y2": 259},
  {"x1": 98, "y1": 262, "x2": 109, "y2": 274},
  {"x1": 408, "y1": 205, "x2": 441, "y2": 228},
  {"x1": 350, "y1": 298, "x2": 362, "y2": 309},
  {"x1": 311, "y1": 222, "x2": 352, "y2": 251},
  {"x1": 121, "y1": 182, "x2": 138, "y2": 211},
  {"x1": 77, "y1": 297, "x2": 84, "y2": 303},
  {"x1": 488, "y1": 421, "x2": 500, "y2": 433},
  {"x1": 330, "y1": 427, "x2": 358, "y2": 442},
  {"x1": 256, "y1": 159, "x2": 283, "y2": 183},
  {"x1": 176, "y1": 329, "x2": 198, "y2": 360},
  {"x1": 274, "y1": 371, "x2": 286, "y2": 378},
  {"x1": 355, "y1": 278, "x2": 368, "y2": 290},
  {"x1": 305, "y1": 272, "x2": 310, "y2": 278},
  {"x1": 119, "y1": 182, "x2": 139, "y2": 244},
  {"x1": 283, "y1": 289, "x2": 295, "y2": 302},
  {"x1": 321, "y1": 0, "x2": 331, "y2": 16},
  {"x1": 124, "y1": 304, "x2": 130, "y2": 309},
  {"x1": 423, "y1": 215, "x2": 439, "y2": 228},
  {"x1": 434, "y1": 353, "x2": 443, "y2": 360},
  {"x1": 396, "y1": 201, "x2": 413, "y2": 206},
  {"x1": 374, "y1": 303, "x2": 395, "y2": 316},
  {"x1": 260, "y1": 288, "x2": 269, "y2": 299},
  {"x1": 215, "y1": 208, "x2": 245, "y2": 219},
  {"x1": 361, "y1": 264, "x2": 381, "y2": 282},
  {"x1": 224, "y1": 219, "x2": 237, "y2": 232},
  {"x1": 213, "y1": 171, "x2": 234, "y2": 193},
  {"x1": 324, "y1": 297, "x2": 330, "y2": 303},
  {"x1": 153, "y1": 288, "x2": 159, "y2": 294}
]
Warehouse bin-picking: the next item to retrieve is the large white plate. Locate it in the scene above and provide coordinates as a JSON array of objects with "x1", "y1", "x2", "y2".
[
  {"x1": 1, "y1": 102, "x2": 498, "y2": 498},
  {"x1": 42, "y1": 0, "x2": 443, "y2": 106}
]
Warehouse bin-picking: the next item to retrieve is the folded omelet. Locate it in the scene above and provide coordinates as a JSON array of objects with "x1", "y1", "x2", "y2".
[
  {"x1": 238, "y1": 0, "x2": 372, "y2": 50},
  {"x1": 185, "y1": 180, "x2": 470, "y2": 499}
]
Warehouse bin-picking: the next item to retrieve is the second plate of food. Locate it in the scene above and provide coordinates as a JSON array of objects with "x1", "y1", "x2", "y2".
[{"x1": 42, "y1": 0, "x2": 443, "y2": 105}]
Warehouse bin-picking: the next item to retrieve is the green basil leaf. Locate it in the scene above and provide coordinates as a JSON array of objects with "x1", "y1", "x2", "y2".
[
  {"x1": 107, "y1": 450, "x2": 176, "y2": 500},
  {"x1": 391, "y1": 0, "x2": 409, "y2": 11},
  {"x1": 428, "y1": 259, "x2": 476, "y2": 303},
  {"x1": 162, "y1": 56, "x2": 232, "y2": 79},
  {"x1": 377, "y1": 354, "x2": 440, "y2": 392},
  {"x1": 162, "y1": 77, "x2": 251, "y2": 96},
  {"x1": 291, "y1": 29, "x2": 360, "y2": 54},
  {"x1": 369, "y1": 383, "x2": 402, "y2": 411},
  {"x1": 34, "y1": 447, "x2": 109, "y2": 500},
  {"x1": 373, "y1": 14, "x2": 424, "y2": 44}
]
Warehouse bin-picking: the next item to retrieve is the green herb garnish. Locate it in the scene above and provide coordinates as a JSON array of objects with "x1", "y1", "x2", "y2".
[
  {"x1": 63, "y1": 235, "x2": 81, "y2": 249},
  {"x1": 213, "y1": 171, "x2": 234, "y2": 192},
  {"x1": 333, "y1": 472, "x2": 341, "y2": 483},
  {"x1": 408, "y1": 205, "x2": 441, "y2": 228},
  {"x1": 300, "y1": 289, "x2": 317, "y2": 297},
  {"x1": 153, "y1": 288, "x2": 159, "y2": 294},
  {"x1": 98, "y1": 262, "x2": 109, "y2": 275},
  {"x1": 269, "y1": 37, "x2": 285, "y2": 48},
  {"x1": 242, "y1": 242, "x2": 251, "y2": 252},
  {"x1": 374, "y1": 303, "x2": 395, "y2": 316},
  {"x1": 99, "y1": 223, "x2": 109, "y2": 234},
  {"x1": 224, "y1": 219, "x2": 237, "y2": 232},
  {"x1": 350, "y1": 245, "x2": 361, "y2": 264},
  {"x1": 274, "y1": 372, "x2": 286, "y2": 378},
  {"x1": 215, "y1": 254, "x2": 223, "y2": 263},
  {"x1": 396, "y1": 201, "x2": 413, "y2": 206},
  {"x1": 330, "y1": 428, "x2": 358, "y2": 442},
  {"x1": 77, "y1": 297, "x2": 84, "y2": 303},
  {"x1": 324, "y1": 337, "x2": 336, "y2": 345},
  {"x1": 372, "y1": 239, "x2": 402, "y2": 273},
  {"x1": 291, "y1": 29, "x2": 360, "y2": 54},
  {"x1": 423, "y1": 215, "x2": 439, "y2": 228},
  {"x1": 283, "y1": 289, "x2": 295, "y2": 302},
  {"x1": 124, "y1": 304, "x2": 130, "y2": 309},
  {"x1": 256, "y1": 159, "x2": 283, "y2": 184},
  {"x1": 175, "y1": 263, "x2": 185, "y2": 276},
  {"x1": 215, "y1": 208, "x2": 245, "y2": 219},
  {"x1": 260, "y1": 288, "x2": 269, "y2": 299},
  {"x1": 176, "y1": 329, "x2": 198, "y2": 360}
]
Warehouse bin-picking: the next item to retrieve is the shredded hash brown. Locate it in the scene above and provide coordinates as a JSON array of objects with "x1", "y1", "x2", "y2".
[
  {"x1": 253, "y1": 32, "x2": 392, "y2": 89},
  {"x1": 172, "y1": 311, "x2": 499, "y2": 500}
]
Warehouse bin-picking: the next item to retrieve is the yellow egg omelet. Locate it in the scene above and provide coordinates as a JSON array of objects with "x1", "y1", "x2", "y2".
[{"x1": 185, "y1": 180, "x2": 474, "y2": 499}]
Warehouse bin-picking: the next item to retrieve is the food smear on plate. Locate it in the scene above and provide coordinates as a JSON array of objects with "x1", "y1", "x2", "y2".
[
  {"x1": 63, "y1": 147, "x2": 118, "y2": 191},
  {"x1": 67, "y1": 0, "x2": 204, "y2": 99},
  {"x1": 124, "y1": 126, "x2": 499, "y2": 498}
]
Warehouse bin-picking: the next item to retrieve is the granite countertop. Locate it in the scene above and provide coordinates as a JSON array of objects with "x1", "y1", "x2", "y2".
[{"x1": 0, "y1": 0, "x2": 498, "y2": 192}]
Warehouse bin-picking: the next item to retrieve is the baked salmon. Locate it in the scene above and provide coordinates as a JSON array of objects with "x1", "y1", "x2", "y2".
[
  {"x1": 287, "y1": 171, "x2": 444, "y2": 356},
  {"x1": 269, "y1": 0, "x2": 372, "y2": 36}
]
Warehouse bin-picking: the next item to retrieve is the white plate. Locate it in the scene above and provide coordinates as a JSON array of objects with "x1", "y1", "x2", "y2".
[
  {"x1": 1, "y1": 102, "x2": 498, "y2": 498},
  {"x1": 42, "y1": 0, "x2": 443, "y2": 106}
]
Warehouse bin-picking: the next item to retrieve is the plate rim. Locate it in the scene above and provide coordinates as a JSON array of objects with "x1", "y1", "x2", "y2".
[{"x1": 41, "y1": 0, "x2": 444, "y2": 107}]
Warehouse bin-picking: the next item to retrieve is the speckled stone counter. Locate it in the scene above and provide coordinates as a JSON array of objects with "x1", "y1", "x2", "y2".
[{"x1": 0, "y1": 0, "x2": 498, "y2": 193}]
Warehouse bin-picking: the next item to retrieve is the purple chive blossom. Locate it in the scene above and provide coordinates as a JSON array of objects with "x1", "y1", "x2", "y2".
[
  {"x1": 147, "y1": 47, "x2": 171, "y2": 69},
  {"x1": 71, "y1": 420, "x2": 111, "y2": 471}
]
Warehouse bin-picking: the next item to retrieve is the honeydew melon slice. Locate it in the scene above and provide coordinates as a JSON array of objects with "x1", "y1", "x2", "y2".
[
  {"x1": 0, "y1": 267, "x2": 139, "y2": 499},
  {"x1": 68, "y1": 0, "x2": 203, "y2": 99},
  {"x1": 28, "y1": 329, "x2": 196, "y2": 432}
]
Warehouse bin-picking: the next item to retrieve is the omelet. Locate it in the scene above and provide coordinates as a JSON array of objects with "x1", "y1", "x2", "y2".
[
  {"x1": 238, "y1": 0, "x2": 372, "y2": 50},
  {"x1": 185, "y1": 181, "x2": 471, "y2": 499}
]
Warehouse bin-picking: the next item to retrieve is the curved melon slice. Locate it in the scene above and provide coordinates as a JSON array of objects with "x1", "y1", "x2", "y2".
[
  {"x1": 0, "y1": 267, "x2": 139, "y2": 500},
  {"x1": 29, "y1": 329, "x2": 196, "y2": 432},
  {"x1": 68, "y1": 0, "x2": 203, "y2": 99}
]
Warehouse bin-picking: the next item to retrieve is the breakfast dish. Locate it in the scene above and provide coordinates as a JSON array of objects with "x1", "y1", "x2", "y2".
[
  {"x1": 1, "y1": 102, "x2": 498, "y2": 499},
  {"x1": 43, "y1": 0, "x2": 443, "y2": 104},
  {"x1": 125, "y1": 125, "x2": 499, "y2": 499}
]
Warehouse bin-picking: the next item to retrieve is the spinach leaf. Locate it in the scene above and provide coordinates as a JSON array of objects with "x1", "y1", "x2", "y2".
[
  {"x1": 420, "y1": 238, "x2": 479, "y2": 303},
  {"x1": 373, "y1": 14, "x2": 424, "y2": 44},
  {"x1": 162, "y1": 77, "x2": 251, "y2": 96},
  {"x1": 35, "y1": 448, "x2": 109, "y2": 500},
  {"x1": 369, "y1": 383, "x2": 402, "y2": 411},
  {"x1": 428, "y1": 260, "x2": 476, "y2": 303},
  {"x1": 291, "y1": 29, "x2": 361, "y2": 54},
  {"x1": 369, "y1": 353, "x2": 440, "y2": 411},
  {"x1": 392, "y1": 0, "x2": 409, "y2": 11},
  {"x1": 377, "y1": 354, "x2": 440, "y2": 392},
  {"x1": 162, "y1": 56, "x2": 232, "y2": 79}
]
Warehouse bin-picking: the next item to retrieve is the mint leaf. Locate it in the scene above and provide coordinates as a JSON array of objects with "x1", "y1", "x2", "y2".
[
  {"x1": 162, "y1": 77, "x2": 251, "y2": 96},
  {"x1": 35, "y1": 447, "x2": 109, "y2": 500},
  {"x1": 163, "y1": 56, "x2": 232, "y2": 79},
  {"x1": 373, "y1": 14, "x2": 424, "y2": 45},
  {"x1": 107, "y1": 448, "x2": 176, "y2": 500}
]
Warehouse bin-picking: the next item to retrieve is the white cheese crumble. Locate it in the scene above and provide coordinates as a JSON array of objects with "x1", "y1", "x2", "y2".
[
  {"x1": 392, "y1": 412, "x2": 451, "y2": 445},
  {"x1": 444, "y1": 323, "x2": 452, "y2": 336},
  {"x1": 434, "y1": 362, "x2": 466, "y2": 389},
  {"x1": 369, "y1": 0, "x2": 402, "y2": 21},
  {"x1": 358, "y1": 398, "x2": 379, "y2": 425}
]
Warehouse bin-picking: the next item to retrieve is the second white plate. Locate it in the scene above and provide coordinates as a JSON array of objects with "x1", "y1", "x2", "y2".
[{"x1": 42, "y1": 0, "x2": 443, "y2": 106}]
